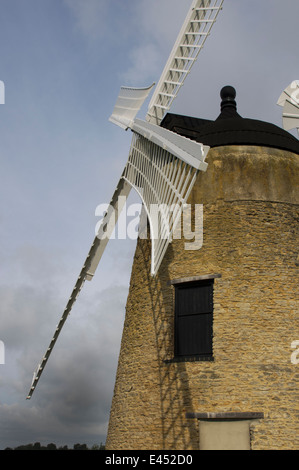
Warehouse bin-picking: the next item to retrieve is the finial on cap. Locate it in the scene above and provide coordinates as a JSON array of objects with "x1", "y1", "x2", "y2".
[{"x1": 220, "y1": 86, "x2": 237, "y2": 111}]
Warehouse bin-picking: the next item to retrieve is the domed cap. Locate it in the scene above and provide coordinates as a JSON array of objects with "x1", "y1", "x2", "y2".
[{"x1": 161, "y1": 86, "x2": 299, "y2": 155}]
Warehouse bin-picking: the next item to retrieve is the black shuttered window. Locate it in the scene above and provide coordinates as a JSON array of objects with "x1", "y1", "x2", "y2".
[{"x1": 174, "y1": 280, "x2": 213, "y2": 359}]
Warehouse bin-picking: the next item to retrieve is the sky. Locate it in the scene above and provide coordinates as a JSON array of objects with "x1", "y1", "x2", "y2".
[{"x1": 0, "y1": 0, "x2": 298, "y2": 449}]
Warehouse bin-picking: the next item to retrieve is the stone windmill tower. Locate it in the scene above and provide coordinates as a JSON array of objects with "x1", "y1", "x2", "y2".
[
  {"x1": 26, "y1": 0, "x2": 299, "y2": 451},
  {"x1": 105, "y1": 85, "x2": 299, "y2": 450}
]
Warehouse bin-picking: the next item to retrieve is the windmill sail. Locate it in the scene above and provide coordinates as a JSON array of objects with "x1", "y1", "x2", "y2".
[
  {"x1": 124, "y1": 133, "x2": 208, "y2": 275},
  {"x1": 26, "y1": 179, "x2": 131, "y2": 399},
  {"x1": 27, "y1": 124, "x2": 208, "y2": 399},
  {"x1": 109, "y1": 83, "x2": 155, "y2": 130},
  {"x1": 110, "y1": 115, "x2": 209, "y2": 276},
  {"x1": 27, "y1": 0, "x2": 223, "y2": 399},
  {"x1": 146, "y1": 0, "x2": 224, "y2": 125},
  {"x1": 277, "y1": 80, "x2": 299, "y2": 135}
]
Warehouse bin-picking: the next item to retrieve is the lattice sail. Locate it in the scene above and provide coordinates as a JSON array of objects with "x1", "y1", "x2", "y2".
[
  {"x1": 27, "y1": 0, "x2": 223, "y2": 399},
  {"x1": 123, "y1": 131, "x2": 208, "y2": 274},
  {"x1": 27, "y1": 127, "x2": 208, "y2": 399},
  {"x1": 88, "y1": 120, "x2": 208, "y2": 278},
  {"x1": 146, "y1": 0, "x2": 224, "y2": 125},
  {"x1": 109, "y1": 83, "x2": 155, "y2": 130},
  {"x1": 26, "y1": 180, "x2": 131, "y2": 399},
  {"x1": 277, "y1": 80, "x2": 299, "y2": 135}
]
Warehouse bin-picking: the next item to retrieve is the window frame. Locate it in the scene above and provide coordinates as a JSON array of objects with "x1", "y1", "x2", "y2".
[{"x1": 169, "y1": 274, "x2": 221, "y2": 362}]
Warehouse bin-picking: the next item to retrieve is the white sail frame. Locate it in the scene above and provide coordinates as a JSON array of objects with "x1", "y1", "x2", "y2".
[
  {"x1": 277, "y1": 80, "x2": 299, "y2": 135},
  {"x1": 26, "y1": 130, "x2": 208, "y2": 399},
  {"x1": 146, "y1": 0, "x2": 224, "y2": 125},
  {"x1": 26, "y1": 0, "x2": 224, "y2": 400}
]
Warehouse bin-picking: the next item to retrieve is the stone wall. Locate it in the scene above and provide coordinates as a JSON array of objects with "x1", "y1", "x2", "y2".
[{"x1": 106, "y1": 145, "x2": 299, "y2": 450}]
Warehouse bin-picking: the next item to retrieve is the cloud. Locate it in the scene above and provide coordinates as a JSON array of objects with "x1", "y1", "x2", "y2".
[
  {"x1": 63, "y1": 0, "x2": 110, "y2": 41},
  {"x1": 0, "y1": 292, "x2": 126, "y2": 448},
  {"x1": 120, "y1": 0, "x2": 190, "y2": 86},
  {"x1": 0, "y1": 238, "x2": 129, "y2": 448},
  {"x1": 121, "y1": 43, "x2": 162, "y2": 86}
]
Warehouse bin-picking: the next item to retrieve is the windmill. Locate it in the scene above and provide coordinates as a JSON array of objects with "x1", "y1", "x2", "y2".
[
  {"x1": 277, "y1": 80, "x2": 299, "y2": 135},
  {"x1": 26, "y1": 0, "x2": 224, "y2": 400}
]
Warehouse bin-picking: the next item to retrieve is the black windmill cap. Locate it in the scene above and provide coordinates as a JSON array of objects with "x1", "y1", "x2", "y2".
[{"x1": 160, "y1": 86, "x2": 299, "y2": 155}]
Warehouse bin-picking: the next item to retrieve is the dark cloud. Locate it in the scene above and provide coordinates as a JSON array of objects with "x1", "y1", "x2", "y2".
[{"x1": 0, "y1": 268, "x2": 127, "y2": 447}]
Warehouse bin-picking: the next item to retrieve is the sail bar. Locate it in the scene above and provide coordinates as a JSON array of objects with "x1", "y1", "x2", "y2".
[
  {"x1": 131, "y1": 118, "x2": 209, "y2": 171},
  {"x1": 146, "y1": 0, "x2": 224, "y2": 125},
  {"x1": 26, "y1": 179, "x2": 132, "y2": 399}
]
